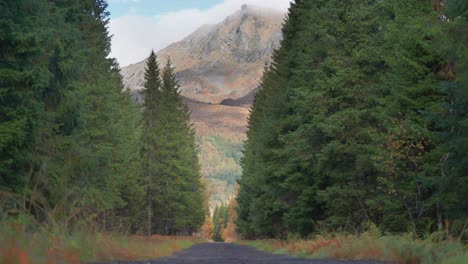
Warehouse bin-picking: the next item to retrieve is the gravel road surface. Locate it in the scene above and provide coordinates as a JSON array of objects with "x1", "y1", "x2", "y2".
[{"x1": 96, "y1": 242, "x2": 386, "y2": 264}]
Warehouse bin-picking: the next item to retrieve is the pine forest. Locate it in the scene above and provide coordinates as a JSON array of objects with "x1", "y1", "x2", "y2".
[{"x1": 0, "y1": 0, "x2": 467, "y2": 263}]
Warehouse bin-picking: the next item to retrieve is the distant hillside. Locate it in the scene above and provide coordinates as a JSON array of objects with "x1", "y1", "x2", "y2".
[{"x1": 220, "y1": 87, "x2": 259, "y2": 107}]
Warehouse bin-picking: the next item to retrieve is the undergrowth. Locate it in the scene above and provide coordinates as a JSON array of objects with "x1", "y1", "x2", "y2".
[
  {"x1": 242, "y1": 231, "x2": 467, "y2": 264},
  {"x1": 0, "y1": 216, "x2": 204, "y2": 264}
]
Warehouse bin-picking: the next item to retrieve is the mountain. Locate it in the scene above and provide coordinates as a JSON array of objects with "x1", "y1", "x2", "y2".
[
  {"x1": 121, "y1": 5, "x2": 285, "y2": 208},
  {"x1": 121, "y1": 4, "x2": 284, "y2": 104}
]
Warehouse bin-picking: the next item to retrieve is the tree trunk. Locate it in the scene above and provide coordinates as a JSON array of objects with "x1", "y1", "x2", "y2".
[{"x1": 147, "y1": 90, "x2": 155, "y2": 237}]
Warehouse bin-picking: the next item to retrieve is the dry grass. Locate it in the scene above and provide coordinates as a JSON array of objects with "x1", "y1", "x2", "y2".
[
  {"x1": 90, "y1": 234, "x2": 202, "y2": 262},
  {"x1": 188, "y1": 100, "x2": 250, "y2": 135},
  {"x1": 242, "y1": 234, "x2": 467, "y2": 264},
  {"x1": 0, "y1": 220, "x2": 204, "y2": 264}
]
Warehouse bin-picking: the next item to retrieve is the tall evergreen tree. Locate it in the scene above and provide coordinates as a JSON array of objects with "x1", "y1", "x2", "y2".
[
  {"x1": 0, "y1": 0, "x2": 49, "y2": 193},
  {"x1": 1, "y1": 0, "x2": 144, "y2": 231},
  {"x1": 141, "y1": 50, "x2": 161, "y2": 236},
  {"x1": 32, "y1": 0, "x2": 143, "y2": 228},
  {"x1": 141, "y1": 55, "x2": 204, "y2": 235},
  {"x1": 158, "y1": 58, "x2": 204, "y2": 235},
  {"x1": 430, "y1": 0, "x2": 468, "y2": 234},
  {"x1": 237, "y1": 0, "x2": 313, "y2": 238}
]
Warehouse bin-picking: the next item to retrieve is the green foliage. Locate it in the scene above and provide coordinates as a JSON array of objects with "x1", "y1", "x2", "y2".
[
  {"x1": 0, "y1": 0, "x2": 207, "y2": 237},
  {"x1": 212, "y1": 203, "x2": 229, "y2": 242},
  {"x1": 204, "y1": 135, "x2": 243, "y2": 185},
  {"x1": 429, "y1": 0, "x2": 468, "y2": 235},
  {"x1": 141, "y1": 55, "x2": 205, "y2": 235},
  {"x1": 0, "y1": 0, "x2": 51, "y2": 193},
  {"x1": 237, "y1": 0, "x2": 468, "y2": 239},
  {"x1": 206, "y1": 136, "x2": 243, "y2": 165},
  {"x1": 197, "y1": 132, "x2": 244, "y2": 208},
  {"x1": 0, "y1": 0, "x2": 143, "y2": 233}
]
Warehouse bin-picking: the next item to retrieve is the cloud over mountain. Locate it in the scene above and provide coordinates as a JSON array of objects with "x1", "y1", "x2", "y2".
[{"x1": 109, "y1": 0, "x2": 291, "y2": 66}]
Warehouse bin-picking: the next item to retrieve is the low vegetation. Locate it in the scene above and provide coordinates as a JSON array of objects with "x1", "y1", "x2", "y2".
[
  {"x1": 243, "y1": 232, "x2": 467, "y2": 264},
  {"x1": 0, "y1": 216, "x2": 204, "y2": 264}
]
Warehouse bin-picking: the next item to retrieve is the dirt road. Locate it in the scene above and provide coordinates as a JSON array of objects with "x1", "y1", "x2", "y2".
[{"x1": 97, "y1": 242, "x2": 385, "y2": 264}]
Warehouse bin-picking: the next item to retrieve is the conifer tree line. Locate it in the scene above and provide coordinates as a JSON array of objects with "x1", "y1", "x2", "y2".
[
  {"x1": 237, "y1": 0, "x2": 467, "y2": 239},
  {"x1": 0, "y1": 0, "x2": 205, "y2": 235},
  {"x1": 212, "y1": 203, "x2": 229, "y2": 242},
  {"x1": 211, "y1": 199, "x2": 238, "y2": 242}
]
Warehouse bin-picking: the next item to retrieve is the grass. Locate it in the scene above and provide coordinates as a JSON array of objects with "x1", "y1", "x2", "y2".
[
  {"x1": 241, "y1": 234, "x2": 467, "y2": 264},
  {"x1": 0, "y1": 218, "x2": 204, "y2": 264}
]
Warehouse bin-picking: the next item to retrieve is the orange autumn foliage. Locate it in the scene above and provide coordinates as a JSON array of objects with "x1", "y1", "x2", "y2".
[
  {"x1": 0, "y1": 243, "x2": 29, "y2": 264},
  {"x1": 201, "y1": 216, "x2": 214, "y2": 239}
]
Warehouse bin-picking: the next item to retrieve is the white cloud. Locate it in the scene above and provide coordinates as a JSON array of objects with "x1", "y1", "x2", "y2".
[
  {"x1": 109, "y1": 0, "x2": 141, "y2": 3},
  {"x1": 109, "y1": 0, "x2": 292, "y2": 66}
]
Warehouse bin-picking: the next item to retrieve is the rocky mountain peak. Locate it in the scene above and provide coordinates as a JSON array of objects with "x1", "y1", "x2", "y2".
[{"x1": 121, "y1": 5, "x2": 285, "y2": 104}]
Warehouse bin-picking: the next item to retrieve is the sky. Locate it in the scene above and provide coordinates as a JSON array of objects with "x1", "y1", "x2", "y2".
[{"x1": 108, "y1": 0, "x2": 292, "y2": 67}]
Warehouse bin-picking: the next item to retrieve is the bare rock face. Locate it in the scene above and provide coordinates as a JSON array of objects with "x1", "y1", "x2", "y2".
[{"x1": 121, "y1": 5, "x2": 284, "y2": 104}]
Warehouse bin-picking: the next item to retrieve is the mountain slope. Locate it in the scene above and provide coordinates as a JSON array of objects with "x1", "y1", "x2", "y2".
[
  {"x1": 122, "y1": 5, "x2": 285, "y2": 207},
  {"x1": 121, "y1": 4, "x2": 284, "y2": 104}
]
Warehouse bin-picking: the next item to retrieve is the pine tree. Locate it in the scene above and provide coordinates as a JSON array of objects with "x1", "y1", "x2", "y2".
[
  {"x1": 237, "y1": 0, "x2": 313, "y2": 238},
  {"x1": 430, "y1": 0, "x2": 468, "y2": 234},
  {"x1": 287, "y1": 0, "x2": 393, "y2": 232},
  {"x1": 0, "y1": 0, "x2": 49, "y2": 193},
  {"x1": 158, "y1": 58, "x2": 205, "y2": 235},
  {"x1": 140, "y1": 50, "x2": 161, "y2": 236},
  {"x1": 140, "y1": 55, "x2": 204, "y2": 235},
  {"x1": 27, "y1": 0, "x2": 144, "y2": 228},
  {"x1": 1, "y1": 0, "x2": 144, "y2": 231}
]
